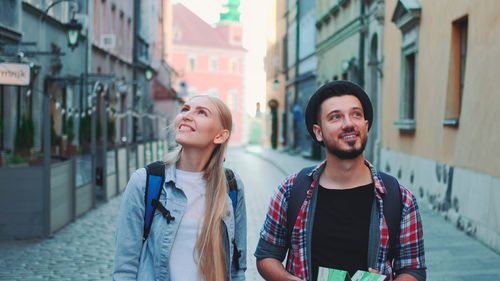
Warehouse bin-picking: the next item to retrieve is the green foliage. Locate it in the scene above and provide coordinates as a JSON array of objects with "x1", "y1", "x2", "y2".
[
  {"x1": 248, "y1": 119, "x2": 263, "y2": 145},
  {"x1": 107, "y1": 119, "x2": 116, "y2": 144},
  {"x1": 79, "y1": 115, "x2": 91, "y2": 144},
  {"x1": 51, "y1": 115, "x2": 59, "y2": 146},
  {"x1": 66, "y1": 116, "x2": 75, "y2": 144},
  {"x1": 15, "y1": 115, "x2": 35, "y2": 149},
  {"x1": 79, "y1": 114, "x2": 102, "y2": 143},
  {"x1": 6, "y1": 151, "x2": 29, "y2": 165}
]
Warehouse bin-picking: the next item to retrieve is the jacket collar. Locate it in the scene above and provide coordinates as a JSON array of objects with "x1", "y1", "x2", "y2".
[{"x1": 165, "y1": 163, "x2": 177, "y2": 184}]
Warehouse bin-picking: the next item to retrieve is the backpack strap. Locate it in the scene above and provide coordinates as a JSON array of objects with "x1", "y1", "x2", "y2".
[
  {"x1": 225, "y1": 168, "x2": 238, "y2": 211},
  {"x1": 143, "y1": 161, "x2": 166, "y2": 243},
  {"x1": 285, "y1": 167, "x2": 403, "y2": 264},
  {"x1": 379, "y1": 172, "x2": 403, "y2": 263},
  {"x1": 287, "y1": 166, "x2": 315, "y2": 247},
  {"x1": 224, "y1": 168, "x2": 242, "y2": 271}
]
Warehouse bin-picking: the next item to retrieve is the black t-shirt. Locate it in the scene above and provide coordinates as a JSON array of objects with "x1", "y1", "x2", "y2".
[{"x1": 311, "y1": 183, "x2": 374, "y2": 281}]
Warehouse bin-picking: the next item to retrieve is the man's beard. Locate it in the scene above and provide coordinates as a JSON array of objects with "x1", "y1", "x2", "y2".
[{"x1": 325, "y1": 134, "x2": 367, "y2": 160}]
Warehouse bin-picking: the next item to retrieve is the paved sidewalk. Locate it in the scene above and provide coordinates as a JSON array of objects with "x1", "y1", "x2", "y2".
[
  {"x1": 246, "y1": 145, "x2": 500, "y2": 281},
  {"x1": 0, "y1": 196, "x2": 120, "y2": 280}
]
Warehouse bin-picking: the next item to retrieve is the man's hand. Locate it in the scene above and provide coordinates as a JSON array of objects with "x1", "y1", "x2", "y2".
[
  {"x1": 257, "y1": 258, "x2": 305, "y2": 281},
  {"x1": 368, "y1": 268, "x2": 417, "y2": 281}
]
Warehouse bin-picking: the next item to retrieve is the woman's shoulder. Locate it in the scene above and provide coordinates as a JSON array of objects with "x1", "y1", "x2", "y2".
[{"x1": 125, "y1": 168, "x2": 148, "y2": 193}]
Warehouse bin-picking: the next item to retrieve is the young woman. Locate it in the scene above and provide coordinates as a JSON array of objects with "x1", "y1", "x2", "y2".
[{"x1": 113, "y1": 95, "x2": 247, "y2": 281}]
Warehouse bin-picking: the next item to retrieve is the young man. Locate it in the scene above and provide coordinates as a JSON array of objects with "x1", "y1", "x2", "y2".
[{"x1": 254, "y1": 81, "x2": 426, "y2": 281}]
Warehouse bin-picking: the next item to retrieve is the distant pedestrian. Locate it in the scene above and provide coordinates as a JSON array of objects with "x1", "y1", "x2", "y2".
[
  {"x1": 113, "y1": 95, "x2": 247, "y2": 281},
  {"x1": 254, "y1": 81, "x2": 426, "y2": 281}
]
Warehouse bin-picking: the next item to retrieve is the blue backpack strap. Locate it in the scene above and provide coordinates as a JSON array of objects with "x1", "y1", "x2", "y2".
[
  {"x1": 287, "y1": 166, "x2": 315, "y2": 247},
  {"x1": 143, "y1": 161, "x2": 166, "y2": 243},
  {"x1": 379, "y1": 171, "x2": 402, "y2": 262},
  {"x1": 225, "y1": 168, "x2": 238, "y2": 212}
]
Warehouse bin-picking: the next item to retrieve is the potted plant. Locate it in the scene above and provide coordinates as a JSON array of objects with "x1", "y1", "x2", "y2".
[
  {"x1": 15, "y1": 115, "x2": 35, "y2": 159},
  {"x1": 79, "y1": 114, "x2": 91, "y2": 153},
  {"x1": 107, "y1": 119, "x2": 116, "y2": 147}
]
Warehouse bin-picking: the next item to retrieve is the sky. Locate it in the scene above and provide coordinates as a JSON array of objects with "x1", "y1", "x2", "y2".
[{"x1": 171, "y1": 0, "x2": 268, "y2": 116}]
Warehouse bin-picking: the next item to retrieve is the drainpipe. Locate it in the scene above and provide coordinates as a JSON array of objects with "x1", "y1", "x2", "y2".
[
  {"x1": 295, "y1": 0, "x2": 300, "y2": 105},
  {"x1": 358, "y1": 1, "x2": 365, "y2": 88},
  {"x1": 294, "y1": 0, "x2": 300, "y2": 151},
  {"x1": 42, "y1": 78, "x2": 51, "y2": 237}
]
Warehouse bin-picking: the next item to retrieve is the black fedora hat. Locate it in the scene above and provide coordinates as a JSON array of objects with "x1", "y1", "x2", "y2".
[{"x1": 305, "y1": 80, "x2": 373, "y2": 146}]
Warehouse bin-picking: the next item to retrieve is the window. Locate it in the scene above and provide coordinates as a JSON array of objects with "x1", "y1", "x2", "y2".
[
  {"x1": 209, "y1": 57, "x2": 218, "y2": 72},
  {"x1": 230, "y1": 58, "x2": 238, "y2": 74},
  {"x1": 206, "y1": 88, "x2": 219, "y2": 98},
  {"x1": 444, "y1": 16, "x2": 468, "y2": 127},
  {"x1": 227, "y1": 89, "x2": 238, "y2": 111},
  {"x1": 404, "y1": 53, "x2": 416, "y2": 120},
  {"x1": 273, "y1": 55, "x2": 279, "y2": 67},
  {"x1": 391, "y1": 0, "x2": 421, "y2": 131},
  {"x1": 459, "y1": 20, "x2": 467, "y2": 107},
  {"x1": 187, "y1": 87, "x2": 197, "y2": 99},
  {"x1": 188, "y1": 55, "x2": 197, "y2": 71}
]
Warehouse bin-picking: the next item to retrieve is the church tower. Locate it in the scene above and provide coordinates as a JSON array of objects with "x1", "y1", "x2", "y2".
[{"x1": 216, "y1": 0, "x2": 243, "y2": 47}]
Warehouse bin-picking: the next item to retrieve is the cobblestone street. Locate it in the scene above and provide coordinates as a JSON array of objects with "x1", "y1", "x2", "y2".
[
  {"x1": 0, "y1": 196, "x2": 120, "y2": 280},
  {"x1": 1, "y1": 146, "x2": 500, "y2": 280},
  {"x1": 0, "y1": 147, "x2": 278, "y2": 281}
]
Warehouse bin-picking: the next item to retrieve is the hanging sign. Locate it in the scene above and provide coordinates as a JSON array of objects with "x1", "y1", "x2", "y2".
[{"x1": 0, "y1": 63, "x2": 30, "y2": 86}]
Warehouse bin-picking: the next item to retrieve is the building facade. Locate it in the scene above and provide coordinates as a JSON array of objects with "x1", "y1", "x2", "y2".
[
  {"x1": 171, "y1": 2, "x2": 246, "y2": 144},
  {"x1": 315, "y1": 0, "x2": 383, "y2": 163},
  {"x1": 91, "y1": 0, "x2": 134, "y2": 146},
  {"x1": 1, "y1": 0, "x2": 89, "y2": 158},
  {"x1": 280, "y1": 0, "x2": 318, "y2": 156},
  {"x1": 149, "y1": 0, "x2": 178, "y2": 145},
  {"x1": 382, "y1": 0, "x2": 500, "y2": 252}
]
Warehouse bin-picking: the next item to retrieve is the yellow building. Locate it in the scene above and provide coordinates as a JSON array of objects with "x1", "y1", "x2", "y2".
[
  {"x1": 264, "y1": 0, "x2": 287, "y2": 149},
  {"x1": 382, "y1": 0, "x2": 500, "y2": 252}
]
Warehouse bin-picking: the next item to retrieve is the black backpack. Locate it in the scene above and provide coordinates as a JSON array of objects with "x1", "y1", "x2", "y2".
[
  {"x1": 286, "y1": 166, "x2": 402, "y2": 262},
  {"x1": 142, "y1": 161, "x2": 241, "y2": 269}
]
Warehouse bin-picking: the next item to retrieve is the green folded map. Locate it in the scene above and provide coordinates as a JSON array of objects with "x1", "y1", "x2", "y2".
[{"x1": 317, "y1": 267, "x2": 387, "y2": 281}]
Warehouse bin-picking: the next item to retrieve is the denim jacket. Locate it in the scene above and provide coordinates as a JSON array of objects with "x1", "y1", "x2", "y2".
[{"x1": 113, "y1": 164, "x2": 247, "y2": 281}]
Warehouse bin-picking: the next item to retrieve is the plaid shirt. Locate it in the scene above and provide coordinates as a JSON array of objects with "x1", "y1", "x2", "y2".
[{"x1": 258, "y1": 160, "x2": 426, "y2": 280}]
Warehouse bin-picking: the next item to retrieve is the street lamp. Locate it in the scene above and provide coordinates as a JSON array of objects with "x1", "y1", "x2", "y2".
[
  {"x1": 65, "y1": 18, "x2": 82, "y2": 50},
  {"x1": 273, "y1": 79, "x2": 279, "y2": 90},
  {"x1": 145, "y1": 68, "x2": 154, "y2": 81}
]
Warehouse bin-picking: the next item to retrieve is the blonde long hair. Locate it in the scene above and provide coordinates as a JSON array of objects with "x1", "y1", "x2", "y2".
[{"x1": 165, "y1": 95, "x2": 233, "y2": 281}]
